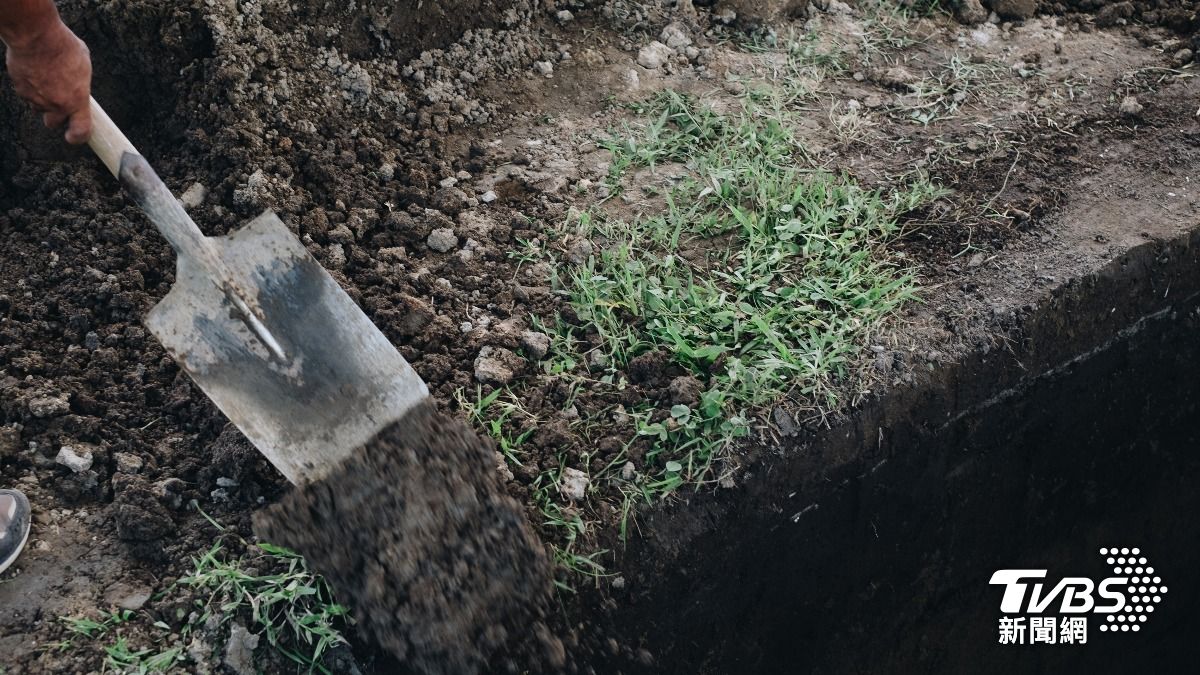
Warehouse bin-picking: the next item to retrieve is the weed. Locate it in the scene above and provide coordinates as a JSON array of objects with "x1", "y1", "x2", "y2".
[
  {"x1": 569, "y1": 90, "x2": 942, "y2": 494},
  {"x1": 180, "y1": 541, "x2": 349, "y2": 673},
  {"x1": 102, "y1": 637, "x2": 182, "y2": 674}
]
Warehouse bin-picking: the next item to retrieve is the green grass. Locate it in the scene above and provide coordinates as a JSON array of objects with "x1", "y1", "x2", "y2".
[
  {"x1": 568, "y1": 90, "x2": 941, "y2": 490},
  {"x1": 180, "y1": 540, "x2": 349, "y2": 672},
  {"x1": 467, "y1": 85, "x2": 941, "y2": 579},
  {"x1": 43, "y1": 525, "x2": 348, "y2": 674}
]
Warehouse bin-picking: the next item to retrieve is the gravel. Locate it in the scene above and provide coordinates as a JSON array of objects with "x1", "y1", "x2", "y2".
[
  {"x1": 519, "y1": 331, "x2": 552, "y2": 360},
  {"x1": 427, "y1": 228, "x2": 460, "y2": 252},
  {"x1": 56, "y1": 445, "x2": 94, "y2": 473},
  {"x1": 637, "y1": 41, "x2": 674, "y2": 70}
]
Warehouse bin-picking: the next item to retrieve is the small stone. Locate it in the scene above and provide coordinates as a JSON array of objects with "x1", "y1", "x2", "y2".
[
  {"x1": 967, "y1": 252, "x2": 985, "y2": 268},
  {"x1": 216, "y1": 477, "x2": 239, "y2": 488},
  {"x1": 326, "y1": 243, "x2": 346, "y2": 269},
  {"x1": 1119, "y1": 96, "x2": 1143, "y2": 116},
  {"x1": 637, "y1": 41, "x2": 674, "y2": 70},
  {"x1": 660, "y1": 23, "x2": 692, "y2": 50},
  {"x1": 621, "y1": 68, "x2": 641, "y2": 91},
  {"x1": 427, "y1": 228, "x2": 459, "y2": 252},
  {"x1": 533, "y1": 60, "x2": 554, "y2": 77},
  {"x1": 519, "y1": 331, "x2": 552, "y2": 360},
  {"x1": 223, "y1": 623, "x2": 259, "y2": 675},
  {"x1": 558, "y1": 467, "x2": 590, "y2": 501},
  {"x1": 556, "y1": 9, "x2": 574, "y2": 22},
  {"x1": 27, "y1": 393, "x2": 69, "y2": 418},
  {"x1": 588, "y1": 351, "x2": 609, "y2": 369},
  {"x1": 439, "y1": 177, "x2": 458, "y2": 188},
  {"x1": 863, "y1": 94, "x2": 885, "y2": 108},
  {"x1": 494, "y1": 452, "x2": 515, "y2": 482},
  {"x1": 480, "y1": 190, "x2": 498, "y2": 203},
  {"x1": 179, "y1": 182, "x2": 208, "y2": 210},
  {"x1": 1173, "y1": 48, "x2": 1194, "y2": 66},
  {"x1": 474, "y1": 346, "x2": 520, "y2": 385},
  {"x1": 114, "y1": 452, "x2": 143, "y2": 474},
  {"x1": 772, "y1": 406, "x2": 798, "y2": 437},
  {"x1": 621, "y1": 461, "x2": 636, "y2": 480},
  {"x1": 56, "y1": 445, "x2": 94, "y2": 473}
]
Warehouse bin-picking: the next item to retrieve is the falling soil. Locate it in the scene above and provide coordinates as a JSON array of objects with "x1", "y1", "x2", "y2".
[{"x1": 253, "y1": 399, "x2": 554, "y2": 675}]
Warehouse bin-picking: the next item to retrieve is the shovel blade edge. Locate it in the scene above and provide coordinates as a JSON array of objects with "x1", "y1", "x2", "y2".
[{"x1": 146, "y1": 210, "x2": 428, "y2": 485}]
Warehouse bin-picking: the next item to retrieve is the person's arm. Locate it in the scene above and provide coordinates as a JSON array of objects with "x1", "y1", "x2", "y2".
[{"x1": 0, "y1": 0, "x2": 92, "y2": 143}]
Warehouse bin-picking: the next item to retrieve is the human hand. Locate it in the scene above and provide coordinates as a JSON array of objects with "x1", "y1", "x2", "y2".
[{"x1": 4, "y1": 19, "x2": 92, "y2": 144}]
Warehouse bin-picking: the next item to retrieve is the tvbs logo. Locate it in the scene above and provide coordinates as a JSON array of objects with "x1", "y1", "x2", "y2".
[{"x1": 989, "y1": 548, "x2": 1167, "y2": 644}]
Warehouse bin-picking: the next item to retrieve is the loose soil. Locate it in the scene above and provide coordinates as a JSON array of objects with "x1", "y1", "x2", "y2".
[
  {"x1": 1, "y1": 0, "x2": 1198, "y2": 672},
  {"x1": 254, "y1": 400, "x2": 554, "y2": 675}
]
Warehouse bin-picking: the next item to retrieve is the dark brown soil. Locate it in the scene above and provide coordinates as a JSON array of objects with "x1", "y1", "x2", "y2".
[
  {"x1": 2, "y1": 0, "x2": 1198, "y2": 672},
  {"x1": 253, "y1": 400, "x2": 554, "y2": 675}
]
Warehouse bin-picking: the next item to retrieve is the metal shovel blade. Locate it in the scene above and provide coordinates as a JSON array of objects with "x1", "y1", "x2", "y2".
[{"x1": 145, "y1": 210, "x2": 428, "y2": 485}]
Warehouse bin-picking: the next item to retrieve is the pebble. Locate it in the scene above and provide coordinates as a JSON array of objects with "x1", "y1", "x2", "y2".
[
  {"x1": 114, "y1": 452, "x2": 143, "y2": 474},
  {"x1": 223, "y1": 623, "x2": 260, "y2": 675},
  {"x1": 558, "y1": 467, "x2": 590, "y2": 501},
  {"x1": 621, "y1": 68, "x2": 641, "y2": 91},
  {"x1": 519, "y1": 331, "x2": 552, "y2": 360},
  {"x1": 772, "y1": 406, "x2": 798, "y2": 437},
  {"x1": 180, "y1": 182, "x2": 208, "y2": 210},
  {"x1": 621, "y1": 461, "x2": 636, "y2": 480},
  {"x1": 27, "y1": 393, "x2": 69, "y2": 418},
  {"x1": 533, "y1": 60, "x2": 554, "y2": 77},
  {"x1": 56, "y1": 445, "x2": 93, "y2": 473},
  {"x1": 660, "y1": 23, "x2": 692, "y2": 50},
  {"x1": 427, "y1": 228, "x2": 459, "y2": 252},
  {"x1": 480, "y1": 190, "x2": 498, "y2": 203},
  {"x1": 637, "y1": 41, "x2": 674, "y2": 70},
  {"x1": 473, "y1": 346, "x2": 520, "y2": 385},
  {"x1": 556, "y1": 9, "x2": 574, "y2": 23},
  {"x1": 588, "y1": 351, "x2": 609, "y2": 369},
  {"x1": 326, "y1": 243, "x2": 346, "y2": 269}
]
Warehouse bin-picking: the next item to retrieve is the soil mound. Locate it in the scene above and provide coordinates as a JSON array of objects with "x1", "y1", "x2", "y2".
[{"x1": 253, "y1": 400, "x2": 553, "y2": 675}]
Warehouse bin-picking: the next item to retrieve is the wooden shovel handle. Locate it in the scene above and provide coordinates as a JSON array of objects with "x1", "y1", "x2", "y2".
[{"x1": 86, "y1": 97, "x2": 138, "y2": 178}]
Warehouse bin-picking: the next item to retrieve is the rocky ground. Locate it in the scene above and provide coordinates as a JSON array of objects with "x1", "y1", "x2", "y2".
[{"x1": 1, "y1": 0, "x2": 1197, "y2": 672}]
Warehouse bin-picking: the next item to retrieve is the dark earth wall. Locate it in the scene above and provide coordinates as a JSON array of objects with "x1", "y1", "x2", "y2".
[{"x1": 599, "y1": 227, "x2": 1200, "y2": 673}]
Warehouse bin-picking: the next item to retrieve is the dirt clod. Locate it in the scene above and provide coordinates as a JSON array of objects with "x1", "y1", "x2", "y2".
[{"x1": 254, "y1": 400, "x2": 552, "y2": 674}]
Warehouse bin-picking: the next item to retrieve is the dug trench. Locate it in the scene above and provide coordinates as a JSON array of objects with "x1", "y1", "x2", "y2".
[
  {"x1": 593, "y1": 215, "x2": 1200, "y2": 671},
  {"x1": 3, "y1": 1, "x2": 1200, "y2": 673}
]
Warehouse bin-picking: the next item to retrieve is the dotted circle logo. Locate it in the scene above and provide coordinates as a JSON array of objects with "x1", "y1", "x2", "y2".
[{"x1": 1097, "y1": 548, "x2": 1165, "y2": 633}]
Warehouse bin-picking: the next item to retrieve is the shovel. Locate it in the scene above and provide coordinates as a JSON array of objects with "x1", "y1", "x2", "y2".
[{"x1": 85, "y1": 97, "x2": 429, "y2": 485}]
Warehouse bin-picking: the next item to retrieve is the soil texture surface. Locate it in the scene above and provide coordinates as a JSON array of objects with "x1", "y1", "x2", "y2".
[{"x1": 254, "y1": 400, "x2": 554, "y2": 675}]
